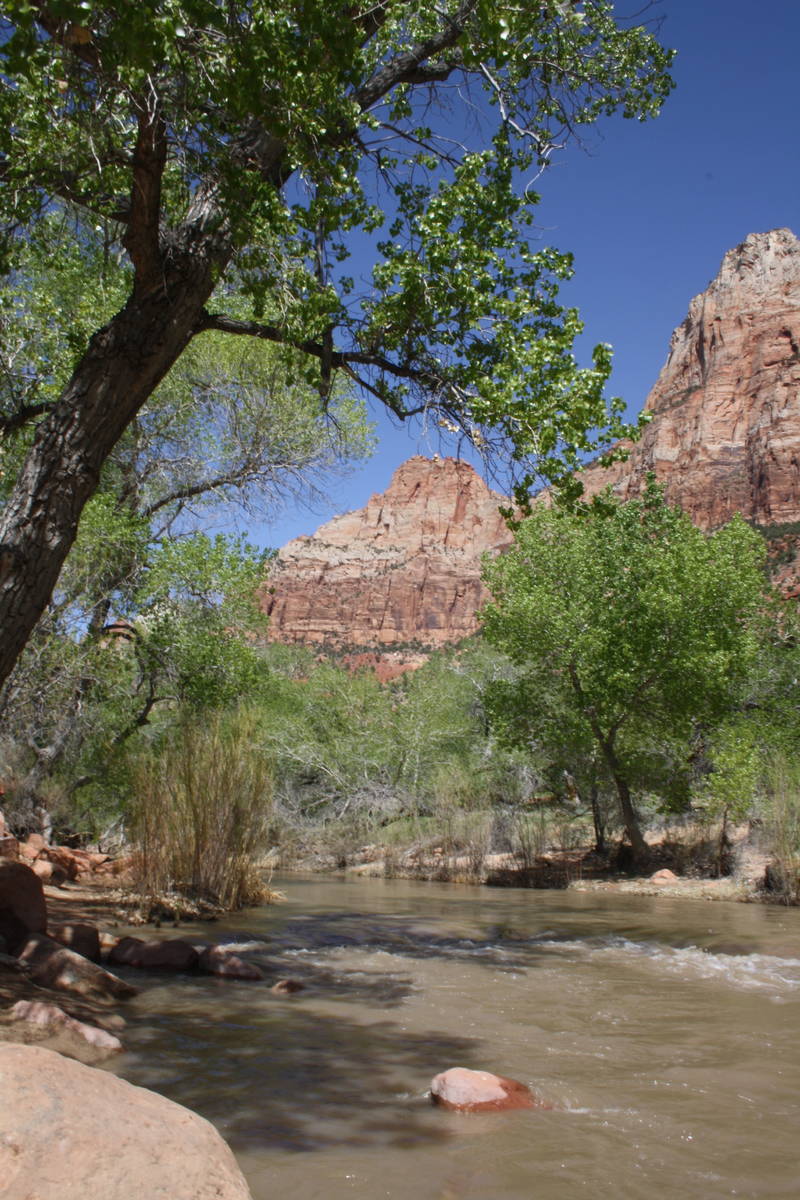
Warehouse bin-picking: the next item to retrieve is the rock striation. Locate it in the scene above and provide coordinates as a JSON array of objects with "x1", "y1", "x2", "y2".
[
  {"x1": 578, "y1": 229, "x2": 800, "y2": 530},
  {"x1": 261, "y1": 456, "x2": 513, "y2": 669}
]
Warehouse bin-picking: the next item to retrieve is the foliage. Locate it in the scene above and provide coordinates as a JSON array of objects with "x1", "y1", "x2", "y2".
[
  {"x1": 481, "y1": 480, "x2": 769, "y2": 859},
  {"x1": 0, "y1": 2, "x2": 674, "y2": 689},
  {"x1": 129, "y1": 709, "x2": 274, "y2": 910},
  {"x1": 0, "y1": 212, "x2": 373, "y2": 819},
  {"x1": 250, "y1": 639, "x2": 535, "y2": 841}
]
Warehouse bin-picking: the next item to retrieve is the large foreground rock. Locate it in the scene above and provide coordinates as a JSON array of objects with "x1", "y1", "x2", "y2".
[{"x1": 0, "y1": 1043, "x2": 253, "y2": 1200}]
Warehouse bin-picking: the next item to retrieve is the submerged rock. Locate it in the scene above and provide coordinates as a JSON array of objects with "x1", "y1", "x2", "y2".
[
  {"x1": 198, "y1": 945, "x2": 264, "y2": 980},
  {"x1": 0, "y1": 1043, "x2": 253, "y2": 1200},
  {"x1": 270, "y1": 977, "x2": 305, "y2": 994},
  {"x1": 109, "y1": 935, "x2": 198, "y2": 971}
]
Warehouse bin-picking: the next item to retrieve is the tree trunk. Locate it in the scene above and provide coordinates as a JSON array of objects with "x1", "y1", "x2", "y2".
[
  {"x1": 594, "y1": 733, "x2": 648, "y2": 864},
  {"x1": 608, "y1": 764, "x2": 648, "y2": 863},
  {"x1": 589, "y1": 776, "x2": 605, "y2": 854},
  {"x1": 0, "y1": 268, "x2": 216, "y2": 690}
]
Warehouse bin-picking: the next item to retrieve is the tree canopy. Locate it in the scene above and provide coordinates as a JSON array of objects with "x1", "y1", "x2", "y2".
[
  {"x1": 0, "y1": 0, "x2": 674, "y2": 687},
  {"x1": 481, "y1": 481, "x2": 769, "y2": 859}
]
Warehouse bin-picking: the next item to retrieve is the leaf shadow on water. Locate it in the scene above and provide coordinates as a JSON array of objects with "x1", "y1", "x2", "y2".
[
  {"x1": 111, "y1": 909, "x2": 563, "y2": 1154},
  {"x1": 117, "y1": 989, "x2": 477, "y2": 1153}
]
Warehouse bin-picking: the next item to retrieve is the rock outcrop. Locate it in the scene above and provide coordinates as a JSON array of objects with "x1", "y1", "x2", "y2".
[
  {"x1": 261, "y1": 456, "x2": 513, "y2": 668},
  {"x1": 578, "y1": 229, "x2": 800, "y2": 530}
]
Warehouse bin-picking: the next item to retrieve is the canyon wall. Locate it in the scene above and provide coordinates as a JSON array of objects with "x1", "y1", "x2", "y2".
[
  {"x1": 263, "y1": 228, "x2": 800, "y2": 660},
  {"x1": 578, "y1": 228, "x2": 800, "y2": 529},
  {"x1": 261, "y1": 456, "x2": 514, "y2": 667}
]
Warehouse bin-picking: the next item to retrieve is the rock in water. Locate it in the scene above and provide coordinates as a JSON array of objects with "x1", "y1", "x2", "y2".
[
  {"x1": 430, "y1": 1067, "x2": 541, "y2": 1112},
  {"x1": 18, "y1": 933, "x2": 138, "y2": 1001},
  {"x1": 0, "y1": 1044, "x2": 252, "y2": 1200}
]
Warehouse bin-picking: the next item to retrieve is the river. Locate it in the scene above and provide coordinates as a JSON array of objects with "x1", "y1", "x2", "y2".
[{"x1": 108, "y1": 875, "x2": 800, "y2": 1199}]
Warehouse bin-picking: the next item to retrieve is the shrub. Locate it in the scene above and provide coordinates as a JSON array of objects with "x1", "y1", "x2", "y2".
[
  {"x1": 760, "y1": 754, "x2": 800, "y2": 903},
  {"x1": 129, "y1": 710, "x2": 273, "y2": 910}
]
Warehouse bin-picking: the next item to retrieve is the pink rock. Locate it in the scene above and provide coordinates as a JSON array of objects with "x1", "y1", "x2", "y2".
[
  {"x1": 430, "y1": 1067, "x2": 542, "y2": 1113},
  {"x1": 260, "y1": 456, "x2": 515, "y2": 673},
  {"x1": 18, "y1": 933, "x2": 138, "y2": 1002},
  {"x1": 0, "y1": 860, "x2": 48, "y2": 951},
  {"x1": 578, "y1": 230, "x2": 800, "y2": 536},
  {"x1": 11, "y1": 999, "x2": 122, "y2": 1053},
  {"x1": 650, "y1": 868, "x2": 679, "y2": 883},
  {"x1": 0, "y1": 1044, "x2": 253, "y2": 1199},
  {"x1": 198, "y1": 945, "x2": 263, "y2": 980},
  {"x1": 50, "y1": 921, "x2": 102, "y2": 962},
  {"x1": 42, "y1": 846, "x2": 81, "y2": 880}
]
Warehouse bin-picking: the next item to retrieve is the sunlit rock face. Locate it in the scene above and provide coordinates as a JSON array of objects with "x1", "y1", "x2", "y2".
[
  {"x1": 260, "y1": 456, "x2": 513, "y2": 665},
  {"x1": 578, "y1": 229, "x2": 800, "y2": 531},
  {"x1": 262, "y1": 230, "x2": 800, "y2": 658}
]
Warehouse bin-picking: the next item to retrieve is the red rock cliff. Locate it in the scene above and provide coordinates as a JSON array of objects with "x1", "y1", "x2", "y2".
[
  {"x1": 578, "y1": 228, "x2": 800, "y2": 528},
  {"x1": 261, "y1": 457, "x2": 513, "y2": 657}
]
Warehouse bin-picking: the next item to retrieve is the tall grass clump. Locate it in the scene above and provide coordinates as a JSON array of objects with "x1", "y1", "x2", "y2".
[
  {"x1": 760, "y1": 753, "x2": 800, "y2": 903},
  {"x1": 129, "y1": 710, "x2": 273, "y2": 910}
]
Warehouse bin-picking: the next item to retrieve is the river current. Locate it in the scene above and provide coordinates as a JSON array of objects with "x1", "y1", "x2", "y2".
[{"x1": 108, "y1": 875, "x2": 800, "y2": 1199}]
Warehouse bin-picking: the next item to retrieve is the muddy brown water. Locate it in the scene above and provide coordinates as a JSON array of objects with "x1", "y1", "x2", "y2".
[{"x1": 107, "y1": 875, "x2": 800, "y2": 1199}]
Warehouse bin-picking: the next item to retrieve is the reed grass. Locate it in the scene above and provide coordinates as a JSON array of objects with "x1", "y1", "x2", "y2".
[{"x1": 129, "y1": 710, "x2": 273, "y2": 910}]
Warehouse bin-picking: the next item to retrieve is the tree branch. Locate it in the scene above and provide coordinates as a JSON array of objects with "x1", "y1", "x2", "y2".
[
  {"x1": 123, "y1": 98, "x2": 168, "y2": 294},
  {"x1": 354, "y1": 3, "x2": 475, "y2": 111},
  {"x1": 0, "y1": 402, "x2": 53, "y2": 438}
]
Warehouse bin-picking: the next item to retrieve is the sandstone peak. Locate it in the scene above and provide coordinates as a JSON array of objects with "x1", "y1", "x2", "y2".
[
  {"x1": 261, "y1": 456, "x2": 513, "y2": 662},
  {"x1": 579, "y1": 227, "x2": 800, "y2": 529}
]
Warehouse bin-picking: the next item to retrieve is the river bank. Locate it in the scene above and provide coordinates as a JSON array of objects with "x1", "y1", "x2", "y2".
[{"x1": 283, "y1": 820, "x2": 775, "y2": 903}]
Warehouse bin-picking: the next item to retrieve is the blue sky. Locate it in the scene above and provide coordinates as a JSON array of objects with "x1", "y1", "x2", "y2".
[{"x1": 251, "y1": 0, "x2": 800, "y2": 551}]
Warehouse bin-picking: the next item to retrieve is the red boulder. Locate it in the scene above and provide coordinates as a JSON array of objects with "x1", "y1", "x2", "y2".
[{"x1": 430, "y1": 1067, "x2": 542, "y2": 1113}]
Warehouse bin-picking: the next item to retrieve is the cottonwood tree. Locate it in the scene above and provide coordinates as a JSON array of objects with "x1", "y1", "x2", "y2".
[
  {"x1": 0, "y1": 220, "x2": 372, "y2": 820},
  {"x1": 481, "y1": 482, "x2": 768, "y2": 861},
  {"x1": 0, "y1": 1, "x2": 674, "y2": 687}
]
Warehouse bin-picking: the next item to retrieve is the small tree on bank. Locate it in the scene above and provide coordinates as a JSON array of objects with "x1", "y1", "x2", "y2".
[{"x1": 481, "y1": 483, "x2": 768, "y2": 862}]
